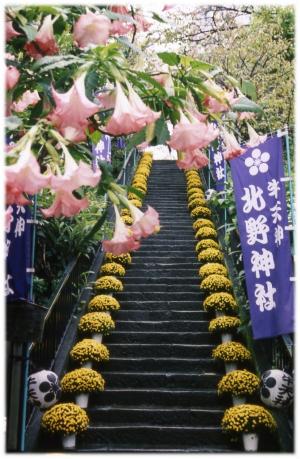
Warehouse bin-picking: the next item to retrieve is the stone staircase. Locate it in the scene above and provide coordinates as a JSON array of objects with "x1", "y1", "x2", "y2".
[{"x1": 77, "y1": 160, "x2": 237, "y2": 452}]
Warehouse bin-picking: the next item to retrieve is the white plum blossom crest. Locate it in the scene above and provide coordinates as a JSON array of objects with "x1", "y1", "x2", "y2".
[{"x1": 244, "y1": 148, "x2": 270, "y2": 176}]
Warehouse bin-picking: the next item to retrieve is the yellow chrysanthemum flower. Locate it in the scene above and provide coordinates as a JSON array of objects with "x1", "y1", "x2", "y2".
[
  {"x1": 41, "y1": 403, "x2": 89, "y2": 434},
  {"x1": 88, "y1": 295, "x2": 120, "y2": 312}
]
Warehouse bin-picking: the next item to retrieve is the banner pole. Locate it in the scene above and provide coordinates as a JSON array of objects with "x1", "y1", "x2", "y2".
[
  {"x1": 20, "y1": 195, "x2": 38, "y2": 451},
  {"x1": 283, "y1": 125, "x2": 295, "y2": 228},
  {"x1": 208, "y1": 147, "x2": 211, "y2": 189}
]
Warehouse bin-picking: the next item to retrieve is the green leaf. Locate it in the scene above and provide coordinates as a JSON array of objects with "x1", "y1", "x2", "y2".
[
  {"x1": 6, "y1": 116, "x2": 23, "y2": 130},
  {"x1": 154, "y1": 117, "x2": 170, "y2": 145},
  {"x1": 181, "y1": 56, "x2": 214, "y2": 72},
  {"x1": 158, "y1": 52, "x2": 180, "y2": 66},
  {"x1": 126, "y1": 186, "x2": 145, "y2": 200},
  {"x1": 103, "y1": 10, "x2": 135, "y2": 23},
  {"x1": 32, "y1": 54, "x2": 82, "y2": 69},
  {"x1": 241, "y1": 79, "x2": 257, "y2": 101},
  {"x1": 130, "y1": 71, "x2": 167, "y2": 95},
  {"x1": 19, "y1": 24, "x2": 38, "y2": 41},
  {"x1": 89, "y1": 131, "x2": 102, "y2": 145},
  {"x1": 232, "y1": 96, "x2": 262, "y2": 113},
  {"x1": 116, "y1": 36, "x2": 141, "y2": 53},
  {"x1": 39, "y1": 57, "x2": 86, "y2": 73},
  {"x1": 152, "y1": 12, "x2": 167, "y2": 23},
  {"x1": 125, "y1": 128, "x2": 146, "y2": 152}
]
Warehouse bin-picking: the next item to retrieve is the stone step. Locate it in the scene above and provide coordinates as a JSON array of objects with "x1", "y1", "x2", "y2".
[
  {"x1": 112, "y1": 300, "x2": 205, "y2": 311},
  {"x1": 125, "y1": 269, "x2": 198, "y2": 277},
  {"x1": 111, "y1": 310, "x2": 208, "y2": 321},
  {"x1": 89, "y1": 388, "x2": 225, "y2": 407},
  {"x1": 130, "y1": 256, "x2": 197, "y2": 264},
  {"x1": 115, "y1": 292, "x2": 203, "y2": 301},
  {"x1": 112, "y1": 320, "x2": 208, "y2": 332},
  {"x1": 87, "y1": 405, "x2": 224, "y2": 425},
  {"x1": 120, "y1": 283, "x2": 200, "y2": 292},
  {"x1": 99, "y1": 357, "x2": 222, "y2": 373},
  {"x1": 107, "y1": 343, "x2": 214, "y2": 358},
  {"x1": 123, "y1": 277, "x2": 198, "y2": 285},
  {"x1": 77, "y1": 425, "x2": 230, "y2": 450},
  {"x1": 104, "y1": 331, "x2": 217, "y2": 344}
]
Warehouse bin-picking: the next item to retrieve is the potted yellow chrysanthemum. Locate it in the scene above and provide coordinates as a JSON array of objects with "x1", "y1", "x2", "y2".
[
  {"x1": 41, "y1": 402, "x2": 89, "y2": 449},
  {"x1": 221, "y1": 404, "x2": 277, "y2": 451}
]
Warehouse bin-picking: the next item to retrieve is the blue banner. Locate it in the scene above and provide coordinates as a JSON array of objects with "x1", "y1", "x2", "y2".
[
  {"x1": 5, "y1": 205, "x2": 32, "y2": 301},
  {"x1": 92, "y1": 134, "x2": 112, "y2": 169},
  {"x1": 209, "y1": 141, "x2": 225, "y2": 191},
  {"x1": 230, "y1": 136, "x2": 294, "y2": 339}
]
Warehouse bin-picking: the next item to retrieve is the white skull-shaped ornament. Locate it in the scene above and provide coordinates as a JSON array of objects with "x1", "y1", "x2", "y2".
[
  {"x1": 260, "y1": 369, "x2": 293, "y2": 408},
  {"x1": 28, "y1": 370, "x2": 61, "y2": 410}
]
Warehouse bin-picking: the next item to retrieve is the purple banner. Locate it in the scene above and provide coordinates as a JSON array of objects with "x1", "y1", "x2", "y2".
[
  {"x1": 92, "y1": 135, "x2": 112, "y2": 169},
  {"x1": 210, "y1": 141, "x2": 225, "y2": 191},
  {"x1": 230, "y1": 136, "x2": 294, "y2": 339},
  {"x1": 5, "y1": 204, "x2": 32, "y2": 300}
]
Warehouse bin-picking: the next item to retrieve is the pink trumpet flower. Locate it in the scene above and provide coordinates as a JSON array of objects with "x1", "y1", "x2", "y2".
[
  {"x1": 6, "y1": 21, "x2": 20, "y2": 41},
  {"x1": 204, "y1": 90, "x2": 237, "y2": 114},
  {"x1": 168, "y1": 111, "x2": 219, "y2": 153},
  {"x1": 176, "y1": 149, "x2": 209, "y2": 170},
  {"x1": 162, "y1": 5, "x2": 175, "y2": 11},
  {"x1": 5, "y1": 139, "x2": 51, "y2": 205},
  {"x1": 127, "y1": 82, "x2": 161, "y2": 125},
  {"x1": 222, "y1": 129, "x2": 246, "y2": 160},
  {"x1": 96, "y1": 90, "x2": 116, "y2": 110},
  {"x1": 110, "y1": 20, "x2": 133, "y2": 36},
  {"x1": 74, "y1": 12, "x2": 110, "y2": 49},
  {"x1": 41, "y1": 190, "x2": 89, "y2": 218},
  {"x1": 135, "y1": 12, "x2": 151, "y2": 32},
  {"x1": 50, "y1": 143, "x2": 101, "y2": 192},
  {"x1": 25, "y1": 15, "x2": 59, "y2": 59},
  {"x1": 11, "y1": 90, "x2": 40, "y2": 112},
  {"x1": 6, "y1": 53, "x2": 20, "y2": 90},
  {"x1": 102, "y1": 205, "x2": 141, "y2": 255},
  {"x1": 246, "y1": 123, "x2": 268, "y2": 148},
  {"x1": 48, "y1": 73, "x2": 100, "y2": 142},
  {"x1": 104, "y1": 82, "x2": 159, "y2": 136},
  {"x1": 110, "y1": 6, "x2": 129, "y2": 15},
  {"x1": 128, "y1": 203, "x2": 160, "y2": 238}
]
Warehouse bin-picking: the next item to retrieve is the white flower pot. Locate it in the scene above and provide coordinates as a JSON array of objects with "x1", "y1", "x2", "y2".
[
  {"x1": 221, "y1": 333, "x2": 232, "y2": 343},
  {"x1": 232, "y1": 395, "x2": 246, "y2": 406},
  {"x1": 242, "y1": 432, "x2": 259, "y2": 452},
  {"x1": 75, "y1": 393, "x2": 89, "y2": 408},
  {"x1": 225, "y1": 362, "x2": 237, "y2": 374},
  {"x1": 82, "y1": 360, "x2": 92, "y2": 369},
  {"x1": 92, "y1": 332, "x2": 103, "y2": 343},
  {"x1": 216, "y1": 311, "x2": 225, "y2": 317},
  {"x1": 62, "y1": 433, "x2": 76, "y2": 449}
]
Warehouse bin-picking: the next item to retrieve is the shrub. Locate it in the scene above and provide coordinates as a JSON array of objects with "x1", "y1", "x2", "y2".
[
  {"x1": 195, "y1": 227, "x2": 218, "y2": 241},
  {"x1": 193, "y1": 218, "x2": 215, "y2": 231},
  {"x1": 209, "y1": 316, "x2": 241, "y2": 333},
  {"x1": 87, "y1": 295, "x2": 120, "y2": 312},
  {"x1": 105, "y1": 252, "x2": 132, "y2": 266},
  {"x1": 200, "y1": 274, "x2": 232, "y2": 294},
  {"x1": 196, "y1": 239, "x2": 220, "y2": 252},
  {"x1": 212, "y1": 341, "x2": 252, "y2": 363},
  {"x1": 100, "y1": 262, "x2": 126, "y2": 277},
  {"x1": 203, "y1": 292, "x2": 238, "y2": 313},
  {"x1": 199, "y1": 263, "x2": 228, "y2": 279},
  {"x1": 121, "y1": 215, "x2": 133, "y2": 225},
  {"x1": 198, "y1": 248, "x2": 224, "y2": 263},
  {"x1": 188, "y1": 198, "x2": 208, "y2": 210},
  {"x1": 129, "y1": 198, "x2": 142, "y2": 208},
  {"x1": 218, "y1": 370, "x2": 260, "y2": 397},
  {"x1": 191, "y1": 206, "x2": 212, "y2": 219},
  {"x1": 70, "y1": 339, "x2": 109, "y2": 364},
  {"x1": 61, "y1": 368, "x2": 105, "y2": 393},
  {"x1": 41, "y1": 403, "x2": 89, "y2": 434},
  {"x1": 221, "y1": 404, "x2": 277, "y2": 434},
  {"x1": 94, "y1": 275, "x2": 123, "y2": 293},
  {"x1": 78, "y1": 312, "x2": 115, "y2": 335}
]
